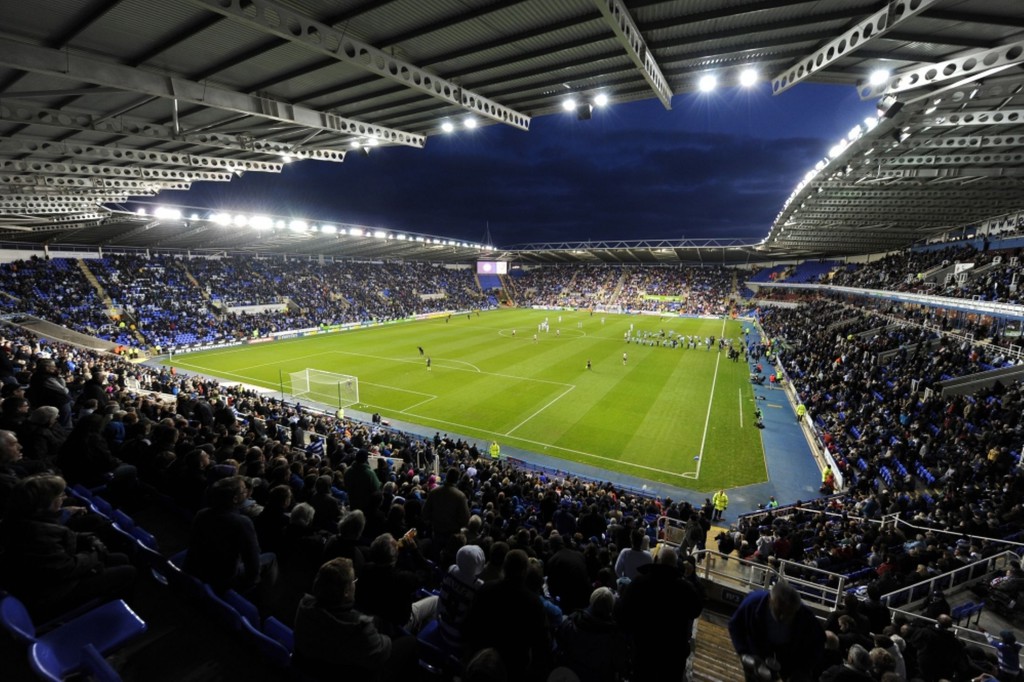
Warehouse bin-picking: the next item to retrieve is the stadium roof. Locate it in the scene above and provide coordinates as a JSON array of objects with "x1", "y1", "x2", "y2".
[{"x1": 1, "y1": 0, "x2": 1023, "y2": 263}]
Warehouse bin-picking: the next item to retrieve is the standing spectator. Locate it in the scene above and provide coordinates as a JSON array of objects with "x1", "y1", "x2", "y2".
[
  {"x1": 422, "y1": 467, "x2": 470, "y2": 562},
  {"x1": 907, "y1": 615, "x2": 967, "y2": 682},
  {"x1": 979, "y1": 628, "x2": 1022, "y2": 682},
  {"x1": 545, "y1": 532, "x2": 592, "y2": 615},
  {"x1": 26, "y1": 357, "x2": 72, "y2": 427},
  {"x1": 434, "y1": 544, "x2": 486, "y2": 650},
  {"x1": 617, "y1": 547, "x2": 704, "y2": 682},
  {"x1": 728, "y1": 580, "x2": 825, "y2": 682},
  {"x1": 614, "y1": 527, "x2": 652, "y2": 584},
  {"x1": 343, "y1": 449, "x2": 380, "y2": 514},
  {"x1": 465, "y1": 549, "x2": 553, "y2": 681},
  {"x1": 556, "y1": 586, "x2": 630, "y2": 682}
]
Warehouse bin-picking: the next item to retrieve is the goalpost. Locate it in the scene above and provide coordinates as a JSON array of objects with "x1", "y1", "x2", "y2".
[{"x1": 288, "y1": 369, "x2": 359, "y2": 408}]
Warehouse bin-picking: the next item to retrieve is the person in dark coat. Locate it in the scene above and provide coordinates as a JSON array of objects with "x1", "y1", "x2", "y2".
[
  {"x1": 728, "y1": 580, "x2": 825, "y2": 682},
  {"x1": 422, "y1": 467, "x2": 470, "y2": 560},
  {"x1": 618, "y1": 547, "x2": 704, "y2": 682},
  {"x1": 0, "y1": 474, "x2": 136, "y2": 620},
  {"x1": 545, "y1": 531, "x2": 592, "y2": 615},
  {"x1": 293, "y1": 557, "x2": 417, "y2": 682},
  {"x1": 26, "y1": 358, "x2": 72, "y2": 427},
  {"x1": 556, "y1": 586, "x2": 630, "y2": 682},
  {"x1": 184, "y1": 475, "x2": 276, "y2": 596},
  {"x1": 343, "y1": 449, "x2": 380, "y2": 514},
  {"x1": 464, "y1": 548, "x2": 553, "y2": 681}
]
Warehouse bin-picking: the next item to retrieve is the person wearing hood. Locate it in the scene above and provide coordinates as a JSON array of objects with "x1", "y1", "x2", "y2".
[
  {"x1": 293, "y1": 556, "x2": 417, "y2": 682},
  {"x1": 434, "y1": 544, "x2": 486, "y2": 649}
]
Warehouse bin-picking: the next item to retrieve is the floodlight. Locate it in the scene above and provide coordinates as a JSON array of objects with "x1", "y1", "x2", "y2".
[
  {"x1": 464, "y1": 117, "x2": 477, "y2": 129},
  {"x1": 349, "y1": 140, "x2": 361, "y2": 148},
  {"x1": 281, "y1": 154, "x2": 292, "y2": 163},
  {"x1": 864, "y1": 116, "x2": 878, "y2": 130},
  {"x1": 828, "y1": 140, "x2": 847, "y2": 158},
  {"x1": 847, "y1": 125, "x2": 862, "y2": 141},
  {"x1": 441, "y1": 121, "x2": 454, "y2": 133},
  {"x1": 593, "y1": 93, "x2": 609, "y2": 107},
  {"x1": 136, "y1": 208, "x2": 147, "y2": 216},
  {"x1": 698, "y1": 74, "x2": 717, "y2": 92},
  {"x1": 289, "y1": 220, "x2": 308, "y2": 233},
  {"x1": 154, "y1": 207, "x2": 181, "y2": 220},
  {"x1": 869, "y1": 69, "x2": 890, "y2": 86},
  {"x1": 739, "y1": 68, "x2": 758, "y2": 87},
  {"x1": 373, "y1": 230, "x2": 387, "y2": 239},
  {"x1": 349, "y1": 227, "x2": 363, "y2": 236},
  {"x1": 320, "y1": 224, "x2": 337, "y2": 234},
  {"x1": 212, "y1": 213, "x2": 231, "y2": 226},
  {"x1": 250, "y1": 216, "x2": 272, "y2": 230},
  {"x1": 562, "y1": 98, "x2": 577, "y2": 112}
]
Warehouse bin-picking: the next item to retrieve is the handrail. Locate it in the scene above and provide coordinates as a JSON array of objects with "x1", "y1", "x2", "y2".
[{"x1": 878, "y1": 550, "x2": 1020, "y2": 609}]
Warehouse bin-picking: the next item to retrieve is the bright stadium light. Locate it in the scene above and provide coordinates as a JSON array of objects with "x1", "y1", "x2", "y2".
[
  {"x1": 374, "y1": 230, "x2": 387, "y2": 239},
  {"x1": 562, "y1": 98, "x2": 577, "y2": 112},
  {"x1": 211, "y1": 213, "x2": 231, "y2": 226},
  {"x1": 320, "y1": 224, "x2": 337, "y2": 234},
  {"x1": 136, "y1": 208, "x2": 147, "y2": 216},
  {"x1": 154, "y1": 207, "x2": 181, "y2": 220},
  {"x1": 349, "y1": 227, "x2": 363, "y2": 236},
  {"x1": 464, "y1": 117, "x2": 477, "y2": 129},
  {"x1": 441, "y1": 121, "x2": 454, "y2": 133},
  {"x1": 869, "y1": 69, "x2": 890, "y2": 86},
  {"x1": 233, "y1": 214, "x2": 248, "y2": 227},
  {"x1": 739, "y1": 68, "x2": 758, "y2": 87},
  {"x1": 250, "y1": 216, "x2": 272, "y2": 230},
  {"x1": 289, "y1": 220, "x2": 308, "y2": 233},
  {"x1": 698, "y1": 74, "x2": 717, "y2": 92},
  {"x1": 593, "y1": 92, "x2": 609, "y2": 107}
]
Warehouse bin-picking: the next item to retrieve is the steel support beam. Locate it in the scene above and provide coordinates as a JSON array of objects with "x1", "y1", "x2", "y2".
[
  {"x1": 591, "y1": 0, "x2": 673, "y2": 109},
  {"x1": 860, "y1": 40, "x2": 1024, "y2": 99},
  {"x1": 773, "y1": 0, "x2": 942, "y2": 94},
  {"x1": 189, "y1": 0, "x2": 529, "y2": 131},
  {"x1": 0, "y1": 40, "x2": 424, "y2": 148}
]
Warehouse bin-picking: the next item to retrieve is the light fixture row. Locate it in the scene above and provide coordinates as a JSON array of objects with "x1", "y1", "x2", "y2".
[{"x1": 136, "y1": 207, "x2": 495, "y2": 250}]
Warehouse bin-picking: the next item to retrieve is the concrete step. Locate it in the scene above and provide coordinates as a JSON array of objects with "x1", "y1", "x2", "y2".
[{"x1": 692, "y1": 614, "x2": 745, "y2": 682}]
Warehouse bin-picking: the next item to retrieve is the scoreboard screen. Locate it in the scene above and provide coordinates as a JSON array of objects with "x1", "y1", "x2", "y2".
[{"x1": 476, "y1": 261, "x2": 508, "y2": 275}]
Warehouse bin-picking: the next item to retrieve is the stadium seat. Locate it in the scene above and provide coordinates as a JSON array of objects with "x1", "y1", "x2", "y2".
[
  {"x1": 1, "y1": 595, "x2": 146, "y2": 681},
  {"x1": 239, "y1": 616, "x2": 292, "y2": 668}
]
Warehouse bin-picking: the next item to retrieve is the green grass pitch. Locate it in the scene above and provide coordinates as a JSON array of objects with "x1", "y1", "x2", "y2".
[{"x1": 165, "y1": 309, "x2": 767, "y2": 492}]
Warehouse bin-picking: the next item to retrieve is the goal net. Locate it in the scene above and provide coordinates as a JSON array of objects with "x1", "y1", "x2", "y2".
[{"x1": 289, "y1": 369, "x2": 359, "y2": 408}]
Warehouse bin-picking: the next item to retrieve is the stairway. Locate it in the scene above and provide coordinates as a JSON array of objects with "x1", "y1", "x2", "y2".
[
  {"x1": 78, "y1": 258, "x2": 117, "y2": 316},
  {"x1": 692, "y1": 613, "x2": 745, "y2": 682}
]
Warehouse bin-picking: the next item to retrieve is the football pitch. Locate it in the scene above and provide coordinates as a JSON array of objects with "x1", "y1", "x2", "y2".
[{"x1": 165, "y1": 309, "x2": 767, "y2": 492}]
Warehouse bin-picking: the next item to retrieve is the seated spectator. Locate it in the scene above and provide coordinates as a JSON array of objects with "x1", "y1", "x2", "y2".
[
  {"x1": 293, "y1": 557, "x2": 418, "y2": 682},
  {"x1": 0, "y1": 474, "x2": 136, "y2": 620},
  {"x1": 184, "y1": 475, "x2": 277, "y2": 598},
  {"x1": 355, "y1": 531, "x2": 425, "y2": 635},
  {"x1": 323, "y1": 508, "x2": 368, "y2": 576}
]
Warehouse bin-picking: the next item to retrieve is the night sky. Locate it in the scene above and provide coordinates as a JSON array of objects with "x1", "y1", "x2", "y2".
[{"x1": 163, "y1": 82, "x2": 878, "y2": 249}]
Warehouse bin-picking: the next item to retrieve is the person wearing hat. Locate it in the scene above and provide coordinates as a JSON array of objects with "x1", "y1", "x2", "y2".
[{"x1": 980, "y1": 626, "x2": 1022, "y2": 680}]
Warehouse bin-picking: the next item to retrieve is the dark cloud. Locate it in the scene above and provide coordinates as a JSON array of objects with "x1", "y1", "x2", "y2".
[{"x1": 169, "y1": 83, "x2": 877, "y2": 248}]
